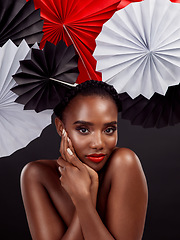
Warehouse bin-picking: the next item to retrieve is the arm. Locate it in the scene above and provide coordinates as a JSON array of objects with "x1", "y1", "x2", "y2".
[
  {"x1": 60, "y1": 166, "x2": 99, "y2": 240},
  {"x1": 21, "y1": 133, "x2": 87, "y2": 240},
  {"x1": 20, "y1": 162, "x2": 66, "y2": 240},
  {"x1": 57, "y1": 129, "x2": 114, "y2": 240},
  {"x1": 58, "y1": 144, "x2": 148, "y2": 240},
  {"x1": 21, "y1": 160, "x2": 86, "y2": 240},
  {"x1": 76, "y1": 148, "x2": 148, "y2": 240},
  {"x1": 58, "y1": 130, "x2": 99, "y2": 240},
  {"x1": 61, "y1": 164, "x2": 99, "y2": 240},
  {"x1": 58, "y1": 152, "x2": 114, "y2": 240},
  {"x1": 105, "y1": 148, "x2": 148, "y2": 240},
  {"x1": 61, "y1": 211, "x2": 83, "y2": 240},
  {"x1": 20, "y1": 130, "x2": 99, "y2": 240}
]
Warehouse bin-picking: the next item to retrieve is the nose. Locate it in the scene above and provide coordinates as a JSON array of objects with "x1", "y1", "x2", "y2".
[{"x1": 90, "y1": 131, "x2": 104, "y2": 150}]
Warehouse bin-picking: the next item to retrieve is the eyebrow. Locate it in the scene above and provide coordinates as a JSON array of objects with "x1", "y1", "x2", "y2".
[{"x1": 73, "y1": 120, "x2": 117, "y2": 126}]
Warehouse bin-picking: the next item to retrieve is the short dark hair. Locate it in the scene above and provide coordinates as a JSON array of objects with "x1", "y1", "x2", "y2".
[{"x1": 54, "y1": 80, "x2": 121, "y2": 120}]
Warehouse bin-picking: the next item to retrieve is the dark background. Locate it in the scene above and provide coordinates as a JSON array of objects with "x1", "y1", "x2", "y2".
[{"x1": 0, "y1": 113, "x2": 179, "y2": 240}]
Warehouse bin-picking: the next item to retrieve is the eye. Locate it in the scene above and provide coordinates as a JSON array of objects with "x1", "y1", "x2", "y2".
[
  {"x1": 105, "y1": 127, "x2": 117, "y2": 134},
  {"x1": 76, "y1": 126, "x2": 89, "y2": 134}
]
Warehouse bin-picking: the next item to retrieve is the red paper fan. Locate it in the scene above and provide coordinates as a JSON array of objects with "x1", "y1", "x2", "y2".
[
  {"x1": 26, "y1": 0, "x2": 120, "y2": 83},
  {"x1": 117, "y1": 0, "x2": 143, "y2": 10},
  {"x1": 117, "y1": 0, "x2": 180, "y2": 10}
]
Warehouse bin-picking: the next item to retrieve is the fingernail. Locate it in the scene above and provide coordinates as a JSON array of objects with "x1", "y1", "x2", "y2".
[
  {"x1": 58, "y1": 166, "x2": 62, "y2": 172},
  {"x1": 67, "y1": 148, "x2": 73, "y2": 156},
  {"x1": 67, "y1": 137, "x2": 70, "y2": 143},
  {"x1": 62, "y1": 129, "x2": 65, "y2": 136}
]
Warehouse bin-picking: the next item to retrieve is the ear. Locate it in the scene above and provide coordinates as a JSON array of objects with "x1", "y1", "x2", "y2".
[{"x1": 55, "y1": 117, "x2": 64, "y2": 136}]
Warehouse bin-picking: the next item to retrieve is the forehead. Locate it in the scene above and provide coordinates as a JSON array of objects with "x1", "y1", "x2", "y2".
[{"x1": 63, "y1": 95, "x2": 118, "y2": 123}]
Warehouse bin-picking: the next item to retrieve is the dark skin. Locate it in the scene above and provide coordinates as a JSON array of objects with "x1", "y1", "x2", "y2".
[{"x1": 21, "y1": 95, "x2": 148, "y2": 240}]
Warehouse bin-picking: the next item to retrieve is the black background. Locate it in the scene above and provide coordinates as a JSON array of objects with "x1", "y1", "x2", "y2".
[{"x1": 0, "y1": 113, "x2": 180, "y2": 240}]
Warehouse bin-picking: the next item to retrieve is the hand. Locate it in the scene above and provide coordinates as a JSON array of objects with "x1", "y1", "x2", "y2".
[{"x1": 57, "y1": 129, "x2": 92, "y2": 205}]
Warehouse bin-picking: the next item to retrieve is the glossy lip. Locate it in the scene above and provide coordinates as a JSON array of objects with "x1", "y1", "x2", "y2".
[{"x1": 86, "y1": 153, "x2": 106, "y2": 163}]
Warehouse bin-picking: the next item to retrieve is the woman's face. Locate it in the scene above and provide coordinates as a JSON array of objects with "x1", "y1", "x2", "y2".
[{"x1": 58, "y1": 95, "x2": 118, "y2": 171}]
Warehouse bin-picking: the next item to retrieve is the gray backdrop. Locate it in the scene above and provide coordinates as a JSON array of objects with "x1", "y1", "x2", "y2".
[{"x1": 0, "y1": 113, "x2": 179, "y2": 240}]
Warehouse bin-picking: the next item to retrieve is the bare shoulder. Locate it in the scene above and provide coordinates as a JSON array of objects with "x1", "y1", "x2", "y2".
[
  {"x1": 106, "y1": 147, "x2": 148, "y2": 202},
  {"x1": 104, "y1": 148, "x2": 148, "y2": 240},
  {"x1": 108, "y1": 147, "x2": 147, "y2": 183},
  {"x1": 21, "y1": 159, "x2": 58, "y2": 184},
  {"x1": 110, "y1": 147, "x2": 141, "y2": 167}
]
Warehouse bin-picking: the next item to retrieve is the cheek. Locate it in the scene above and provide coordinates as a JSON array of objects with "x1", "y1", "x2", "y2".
[
  {"x1": 106, "y1": 135, "x2": 117, "y2": 149},
  {"x1": 68, "y1": 132, "x2": 87, "y2": 154}
]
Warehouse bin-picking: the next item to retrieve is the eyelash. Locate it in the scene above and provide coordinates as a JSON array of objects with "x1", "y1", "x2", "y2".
[
  {"x1": 76, "y1": 127, "x2": 89, "y2": 134},
  {"x1": 105, "y1": 127, "x2": 117, "y2": 134},
  {"x1": 76, "y1": 126, "x2": 117, "y2": 135}
]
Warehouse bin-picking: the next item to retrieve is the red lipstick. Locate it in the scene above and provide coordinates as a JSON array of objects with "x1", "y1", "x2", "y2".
[{"x1": 86, "y1": 154, "x2": 106, "y2": 163}]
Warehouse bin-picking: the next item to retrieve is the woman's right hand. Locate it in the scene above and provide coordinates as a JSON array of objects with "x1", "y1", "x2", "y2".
[
  {"x1": 57, "y1": 129, "x2": 92, "y2": 204},
  {"x1": 58, "y1": 128, "x2": 99, "y2": 206}
]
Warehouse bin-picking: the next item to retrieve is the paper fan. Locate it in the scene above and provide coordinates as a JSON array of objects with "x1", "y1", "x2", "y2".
[
  {"x1": 94, "y1": 0, "x2": 180, "y2": 99},
  {"x1": 27, "y1": 0, "x2": 120, "y2": 83},
  {"x1": 12, "y1": 40, "x2": 79, "y2": 112},
  {"x1": 0, "y1": 40, "x2": 52, "y2": 158},
  {"x1": 117, "y1": 0, "x2": 143, "y2": 10},
  {"x1": 0, "y1": 0, "x2": 43, "y2": 47},
  {"x1": 119, "y1": 84, "x2": 180, "y2": 128},
  {"x1": 117, "y1": 0, "x2": 180, "y2": 10}
]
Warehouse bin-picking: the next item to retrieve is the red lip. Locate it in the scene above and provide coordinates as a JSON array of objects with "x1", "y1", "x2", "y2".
[{"x1": 86, "y1": 154, "x2": 106, "y2": 163}]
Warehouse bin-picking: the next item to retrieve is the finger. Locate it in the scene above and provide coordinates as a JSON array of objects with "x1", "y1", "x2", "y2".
[
  {"x1": 58, "y1": 166, "x2": 65, "y2": 175},
  {"x1": 57, "y1": 157, "x2": 73, "y2": 170},
  {"x1": 63, "y1": 132, "x2": 76, "y2": 164},
  {"x1": 63, "y1": 130, "x2": 69, "y2": 162},
  {"x1": 59, "y1": 129, "x2": 64, "y2": 158},
  {"x1": 65, "y1": 149, "x2": 85, "y2": 170},
  {"x1": 60, "y1": 129, "x2": 67, "y2": 161},
  {"x1": 63, "y1": 132, "x2": 84, "y2": 170},
  {"x1": 67, "y1": 136, "x2": 80, "y2": 161},
  {"x1": 67, "y1": 137, "x2": 75, "y2": 154},
  {"x1": 57, "y1": 156, "x2": 64, "y2": 166}
]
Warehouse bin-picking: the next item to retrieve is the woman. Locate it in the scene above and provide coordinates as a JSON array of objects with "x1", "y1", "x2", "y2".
[{"x1": 21, "y1": 80, "x2": 148, "y2": 240}]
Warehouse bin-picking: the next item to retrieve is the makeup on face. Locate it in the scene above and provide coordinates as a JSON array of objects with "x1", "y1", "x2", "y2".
[
  {"x1": 59, "y1": 95, "x2": 118, "y2": 171},
  {"x1": 86, "y1": 153, "x2": 106, "y2": 163}
]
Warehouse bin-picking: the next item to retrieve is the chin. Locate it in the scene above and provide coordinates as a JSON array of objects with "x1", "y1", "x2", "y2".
[{"x1": 81, "y1": 156, "x2": 109, "y2": 172}]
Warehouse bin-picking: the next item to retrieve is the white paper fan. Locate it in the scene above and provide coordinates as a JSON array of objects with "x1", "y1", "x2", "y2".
[
  {"x1": 94, "y1": 0, "x2": 180, "y2": 99},
  {"x1": 0, "y1": 40, "x2": 52, "y2": 158}
]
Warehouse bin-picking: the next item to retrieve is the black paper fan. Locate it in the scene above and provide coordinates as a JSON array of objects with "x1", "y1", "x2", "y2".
[
  {"x1": 119, "y1": 84, "x2": 180, "y2": 128},
  {"x1": 12, "y1": 40, "x2": 79, "y2": 112},
  {"x1": 0, "y1": 0, "x2": 43, "y2": 46}
]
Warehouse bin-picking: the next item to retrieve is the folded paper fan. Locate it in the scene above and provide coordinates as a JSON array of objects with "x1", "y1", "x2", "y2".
[
  {"x1": 117, "y1": 0, "x2": 143, "y2": 10},
  {"x1": 94, "y1": 0, "x2": 180, "y2": 99},
  {"x1": 0, "y1": 40, "x2": 52, "y2": 158},
  {"x1": 27, "y1": 0, "x2": 120, "y2": 83},
  {"x1": 12, "y1": 40, "x2": 79, "y2": 112},
  {"x1": 119, "y1": 84, "x2": 180, "y2": 128},
  {"x1": 117, "y1": 0, "x2": 180, "y2": 10},
  {"x1": 0, "y1": 0, "x2": 43, "y2": 47}
]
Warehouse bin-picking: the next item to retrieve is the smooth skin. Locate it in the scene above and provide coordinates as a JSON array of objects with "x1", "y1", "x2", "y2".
[{"x1": 21, "y1": 95, "x2": 148, "y2": 240}]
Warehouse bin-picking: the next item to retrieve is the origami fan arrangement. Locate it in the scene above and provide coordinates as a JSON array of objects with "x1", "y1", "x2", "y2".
[
  {"x1": 118, "y1": 85, "x2": 180, "y2": 128},
  {"x1": 0, "y1": 0, "x2": 48, "y2": 157},
  {"x1": 1, "y1": 0, "x2": 180, "y2": 158},
  {"x1": 94, "y1": 0, "x2": 180, "y2": 128},
  {"x1": 0, "y1": 40, "x2": 52, "y2": 158},
  {"x1": 28, "y1": 0, "x2": 121, "y2": 83},
  {"x1": 12, "y1": 40, "x2": 79, "y2": 112},
  {"x1": 0, "y1": 0, "x2": 43, "y2": 46}
]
